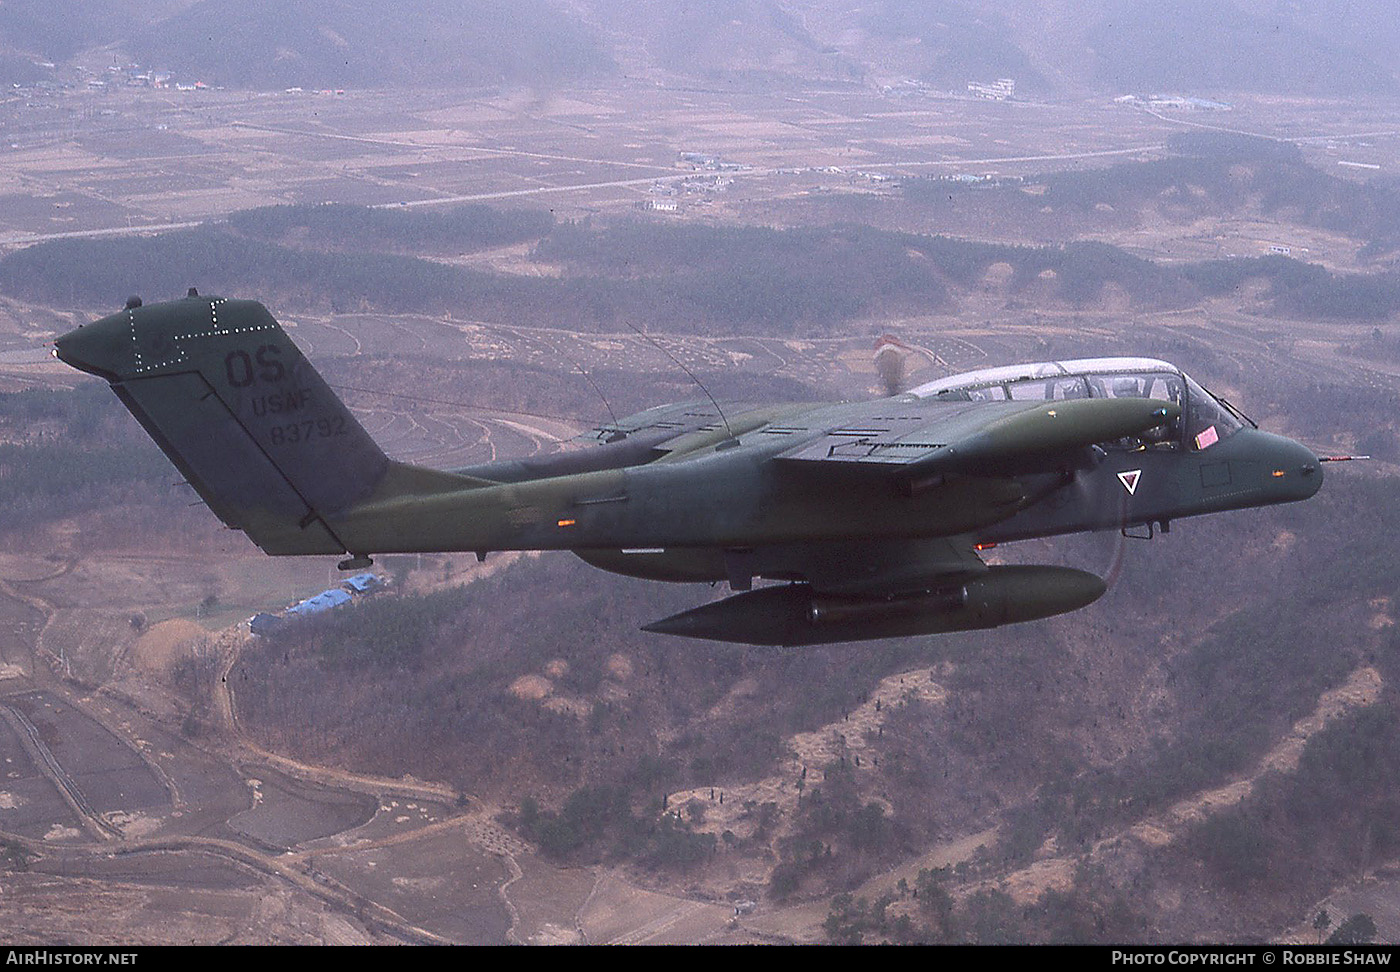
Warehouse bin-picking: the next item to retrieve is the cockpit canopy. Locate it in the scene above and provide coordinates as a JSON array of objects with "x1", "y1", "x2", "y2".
[{"x1": 904, "y1": 357, "x2": 1251, "y2": 451}]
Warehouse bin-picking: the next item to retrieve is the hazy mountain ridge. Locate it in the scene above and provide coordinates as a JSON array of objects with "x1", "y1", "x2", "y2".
[
  {"x1": 3, "y1": 0, "x2": 1397, "y2": 96},
  {"x1": 1081, "y1": 0, "x2": 1397, "y2": 97},
  {"x1": 792, "y1": 0, "x2": 1399, "y2": 95},
  {"x1": 574, "y1": 0, "x2": 1400, "y2": 95},
  {"x1": 0, "y1": 0, "x2": 188, "y2": 63},
  {"x1": 125, "y1": 0, "x2": 615, "y2": 90},
  {"x1": 571, "y1": 0, "x2": 860, "y2": 84}
]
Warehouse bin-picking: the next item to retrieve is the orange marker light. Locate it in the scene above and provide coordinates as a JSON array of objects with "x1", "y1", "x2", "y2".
[{"x1": 557, "y1": 518, "x2": 577, "y2": 528}]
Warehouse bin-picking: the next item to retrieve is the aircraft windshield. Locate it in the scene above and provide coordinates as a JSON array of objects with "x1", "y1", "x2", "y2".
[
  {"x1": 1181, "y1": 374, "x2": 1246, "y2": 451},
  {"x1": 906, "y1": 357, "x2": 1245, "y2": 450}
]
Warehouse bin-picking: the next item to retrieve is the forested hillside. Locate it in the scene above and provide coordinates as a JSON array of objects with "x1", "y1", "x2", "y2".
[{"x1": 11, "y1": 194, "x2": 1400, "y2": 334}]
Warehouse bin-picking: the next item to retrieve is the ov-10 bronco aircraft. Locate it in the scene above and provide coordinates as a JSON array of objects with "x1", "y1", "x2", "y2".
[{"x1": 55, "y1": 292, "x2": 1325, "y2": 646}]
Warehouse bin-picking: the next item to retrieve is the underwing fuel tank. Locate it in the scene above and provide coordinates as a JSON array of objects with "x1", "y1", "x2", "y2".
[{"x1": 641, "y1": 564, "x2": 1107, "y2": 646}]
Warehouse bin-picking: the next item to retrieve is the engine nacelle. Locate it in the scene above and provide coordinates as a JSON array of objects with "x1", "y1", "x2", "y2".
[{"x1": 642, "y1": 564, "x2": 1107, "y2": 646}]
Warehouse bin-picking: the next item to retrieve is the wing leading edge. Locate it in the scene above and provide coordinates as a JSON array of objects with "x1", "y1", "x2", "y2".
[{"x1": 774, "y1": 396, "x2": 1179, "y2": 478}]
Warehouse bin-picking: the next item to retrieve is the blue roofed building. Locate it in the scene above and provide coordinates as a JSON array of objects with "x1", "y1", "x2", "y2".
[{"x1": 286, "y1": 588, "x2": 352, "y2": 617}]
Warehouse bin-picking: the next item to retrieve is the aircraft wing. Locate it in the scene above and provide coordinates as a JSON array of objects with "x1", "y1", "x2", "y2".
[
  {"x1": 579, "y1": 399, "x2": 726, "y2": 445},
  {"x1": 583, "y1": 400, "x2": 805, "y2": 456},
  {"x1": 452, "y1": 400, "x2": 788, "y2": 483},
  {"x1": 773, "y1": 396, "x2": 1178, "y2": 478}
]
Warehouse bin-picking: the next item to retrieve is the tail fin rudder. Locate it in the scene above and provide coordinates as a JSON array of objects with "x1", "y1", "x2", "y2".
[{"x1": 55, "y1": 293, "x2": 484, "y2": 556}]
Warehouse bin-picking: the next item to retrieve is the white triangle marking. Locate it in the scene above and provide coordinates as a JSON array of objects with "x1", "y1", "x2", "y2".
[{"x1": 1117, "y1": 469, "x2": 1142, "y2": 495}]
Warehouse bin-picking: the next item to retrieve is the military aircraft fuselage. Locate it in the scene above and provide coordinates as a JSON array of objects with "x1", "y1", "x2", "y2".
[
  {"x1": 53, "y1": 294, "x2": 1324, "y2": 644},
  {"x1": 339, "y1": 415, "x2": 1316, "y2": 558}
]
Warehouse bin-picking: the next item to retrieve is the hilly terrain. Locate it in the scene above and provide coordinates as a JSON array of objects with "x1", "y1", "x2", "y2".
[
  {"x1": 10, "y1": 133, "x2": 1400, "y2": 333},
  {"x1": 2, "y1": 0, "x2": 1398, "y2": 96},
  {"x1": 4, "y1": 182, "x2": 1398, "y2": 942},
  {"x1": 3, "y1": 311, "x2": 1393, "y2": 942}
]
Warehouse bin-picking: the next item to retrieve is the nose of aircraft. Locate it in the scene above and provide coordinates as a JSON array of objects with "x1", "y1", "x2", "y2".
[{"x1": 1265, "y1": 433, "x2": 1324, "y2": 502}]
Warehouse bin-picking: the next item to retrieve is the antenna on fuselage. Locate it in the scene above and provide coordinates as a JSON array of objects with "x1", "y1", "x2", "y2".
[
  {"x1": 563, "y1": 352, "x2": 620, "y2": 428},
  {"x1": 625, "y1": 320, "x2": 735, "y2": 441}
]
